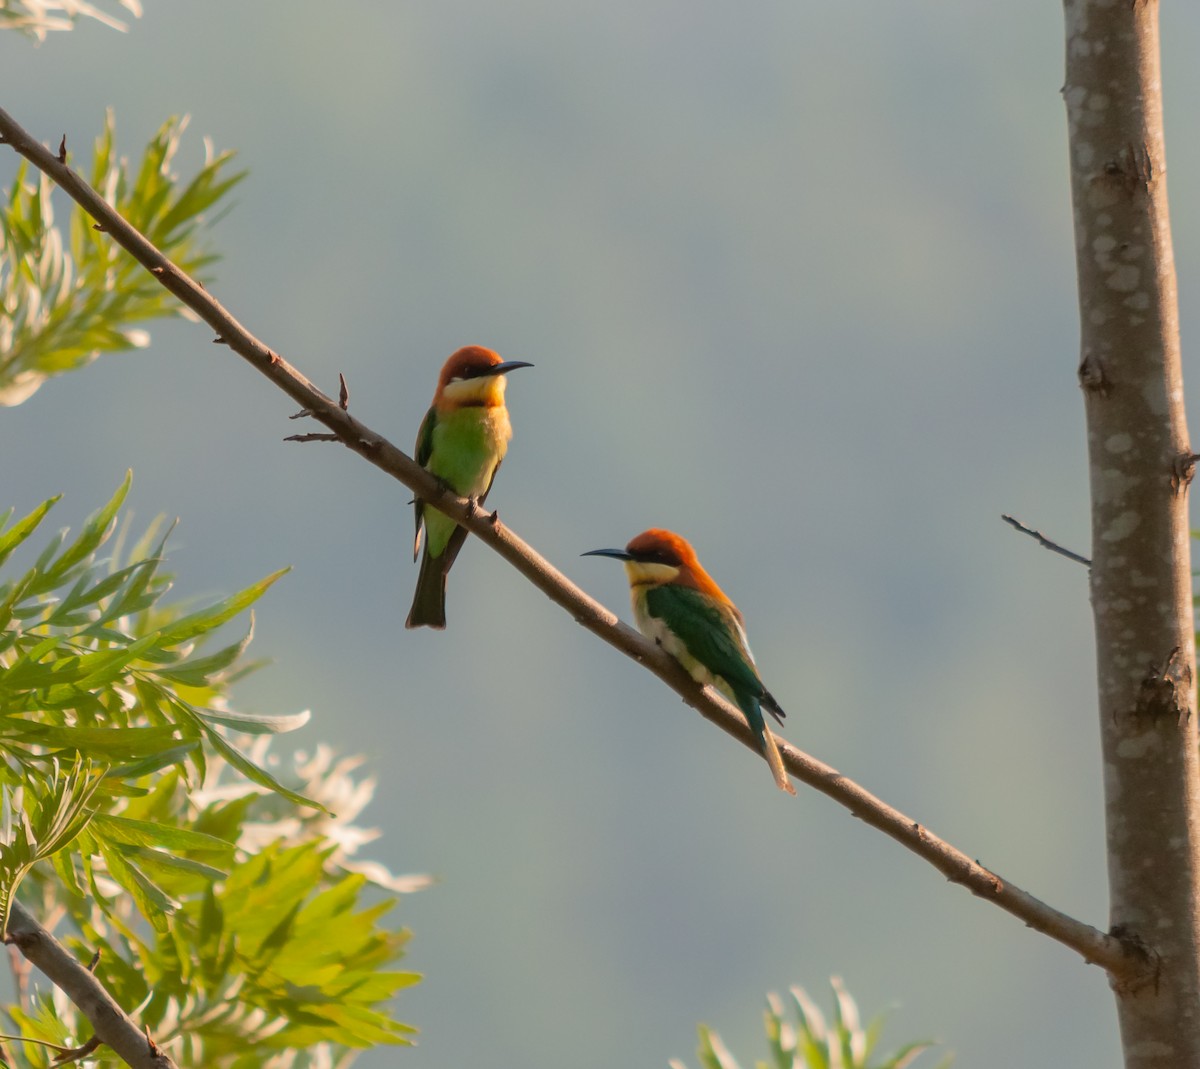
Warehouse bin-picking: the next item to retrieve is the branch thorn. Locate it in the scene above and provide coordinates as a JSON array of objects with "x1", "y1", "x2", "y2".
[
  {"x1": 56, "y1": 135, "x2": 66, "y2": 163},
  {"x1": 284, "y1": 432, "x2": 339, "y2": 443}
]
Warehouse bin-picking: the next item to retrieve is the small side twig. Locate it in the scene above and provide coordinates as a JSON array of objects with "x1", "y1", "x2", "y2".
[
  {"x1": 1001, "y1": 514, "x2": 1091, "y2": 567},
  {"x1": 53, "y1": 1035, "x2": 102, "y2": 1065},
  {"x1": 286, "y1": 375, "x2": 347, "y2": 438},
  {"x1": 0, "y1": 1033, "x2": 75, "y2": 1056}
]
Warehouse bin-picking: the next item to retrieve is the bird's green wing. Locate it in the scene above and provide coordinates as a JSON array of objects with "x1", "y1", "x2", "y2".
[
  {"x1": 643, "y1": 583, "x2": 766, "y2": 701},
  {"x1": 415, "y1": 405, "x2": 437, "y2": 468},
  {"x1": 645, "y1": 584, "x2": 793, "y2": 791},
  {"x1": 427, "y1": 455, "x2": 500, "y2": 578},
  {"x1": 412, "y1": 406, "x2": 438, "y2": 560}
]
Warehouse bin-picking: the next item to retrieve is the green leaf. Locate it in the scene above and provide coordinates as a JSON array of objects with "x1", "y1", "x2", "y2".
[
  {"x1": 56, "y1": 558, "x2": 158, "y2": 619},
  {"x1": 40, "y1": 471, "x2": 130, "y2": 582},
  {"x1": 3, "y1": 722, "x2": 187, "y2": 759},
  {"x1": 154, "y1": 568, "x2": 289, "y2": 648},
  {"x1": 0, "y1": 494, "x2": 60, "y2": 568},
  {"x1": 152, "y1": 614, "x2": 254, "y2": 686},
  {"x1": 195, "y1": 706, "x2": 311, "y2": 736},
  {"x1": 104, "y1": 740, "x2": 200, "y2": 780},
  {"x1": 89, "y1": 813, "x2": 233, "y2": 855},
  {"x1": 121, "y1": 844, "x2": 229, "y2": 884},
  {"x1": 200, "y1": 725, "x2": 324, "y2": 811},
  {"x1": 99, "y1": 842, "x2": 179, "y2": 929},
  {"x1": 0, "y1": 568, "x2": 36, "y2": 638}
]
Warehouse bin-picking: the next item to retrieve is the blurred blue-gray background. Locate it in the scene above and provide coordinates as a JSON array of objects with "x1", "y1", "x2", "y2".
[{"x1": 6, "y1": 3, "x2": 1200, "y2": 1066}]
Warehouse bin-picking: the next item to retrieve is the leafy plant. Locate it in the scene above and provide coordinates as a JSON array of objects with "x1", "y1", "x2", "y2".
[
  {"x1": 0, "y1": 477, "x2": 419, "y2": 1065},
  {"x1": 671, "y1": 978, "x2": 949, "y2": 1069},
  {"x1": 0, "y1": 110, "x2": 243, "y2": 403},
  {"x1": 0, "y1": 0, "x2": 141, "y2": 41}
]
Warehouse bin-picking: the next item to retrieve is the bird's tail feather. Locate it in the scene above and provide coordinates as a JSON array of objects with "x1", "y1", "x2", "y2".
[
  {"x1": 742, "y1": 694, "x2": 796, "y2": 795},
  {"x1": 761, "y1": 726, "x2": 795, "y2": 795},
  {"x1": 405, "y1": 524, "x2": 472, "y2": 630},
  {"x1": 405, "y1": 551, "x2": 448, "y2": 629}
]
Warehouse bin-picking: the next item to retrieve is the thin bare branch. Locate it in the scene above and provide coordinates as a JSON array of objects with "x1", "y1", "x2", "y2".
[
  {"x1": 4, "y1": 901, "x2": 177, "y2": 1069},
  {"x1": 0, "y1": 104, "x2": 1147, "y2": 985},
  {"x1": 1001, "y1": 514, "x2": 1091, "y2": 566},
  {"x1": 0, "y1": 1033, "x2": 74, "y2": 1054}
]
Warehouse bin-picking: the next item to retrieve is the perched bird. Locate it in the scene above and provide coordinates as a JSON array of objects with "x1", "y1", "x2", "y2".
[
  {"x1": 584, "y1": 529, "x2": 795, "y2": 794},
  {"x1": 406, "y1": 345, "x2": 532, "y2": 629}
]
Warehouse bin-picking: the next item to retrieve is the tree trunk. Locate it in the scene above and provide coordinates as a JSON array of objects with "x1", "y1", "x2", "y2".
[{"x1": 1062, "y1": 2, "x2": 1200, "y2": 1064}]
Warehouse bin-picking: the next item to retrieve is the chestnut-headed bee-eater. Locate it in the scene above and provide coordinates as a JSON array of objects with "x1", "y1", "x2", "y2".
[
  {"x1": 405, "y1": 345, "x2": 532, "y2": 630},
  {"x1": 584, "y1": 528, "x2": 795, "y2": 794}
]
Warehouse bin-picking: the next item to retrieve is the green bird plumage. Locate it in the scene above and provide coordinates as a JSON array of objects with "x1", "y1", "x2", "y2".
[
  {"x1": 406, "y1": 346, "x2": 532, "y2": 629},
  {"x1": 584, "y1": 528, "x2": 795, "y2": 794}
]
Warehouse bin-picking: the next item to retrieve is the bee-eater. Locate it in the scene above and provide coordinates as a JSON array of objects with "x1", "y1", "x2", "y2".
[
  {"x1": 405, "y1": 345, "x2": 532, "y2": 630},
  {"x1": 584, "y1": 529, "x2": 795, "y2": 794}
]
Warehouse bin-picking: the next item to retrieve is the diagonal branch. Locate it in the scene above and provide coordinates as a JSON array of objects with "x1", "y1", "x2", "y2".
[
  {"x1": 4, "y1": 901, "x2": 177, "y2": 1069},
  {"x1": 0, "y1": 105, "x2": 1145, "y2": 984}
]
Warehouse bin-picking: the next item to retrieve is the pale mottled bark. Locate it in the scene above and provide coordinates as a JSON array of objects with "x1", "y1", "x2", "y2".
[{"x1": 1063, "y1": 1, "x2": 1200, "y2": 1064}]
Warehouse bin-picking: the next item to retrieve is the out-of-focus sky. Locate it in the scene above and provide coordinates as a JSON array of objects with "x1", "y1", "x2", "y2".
[{"x1": 5, "y1": 3, "x2": 1200, "y2": 1067}]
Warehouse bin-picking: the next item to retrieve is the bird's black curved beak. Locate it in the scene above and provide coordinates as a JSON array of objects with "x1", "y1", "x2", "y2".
[
  {"x1": 491, "y1": 360, "x2": 534, "y2": 376},
  {"x1": 581, "y1": 547, "x2": 633, "y2": 561}
]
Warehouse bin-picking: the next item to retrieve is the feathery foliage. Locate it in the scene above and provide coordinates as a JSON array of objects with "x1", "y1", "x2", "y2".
[
  {"x1": 0, "y1": 478, "x2": 419, "y2": 1066},
  {"x1": 0, "y1": 110, "x2": 243, "y2": 404},
  {"x1": 0, "y1": 0, "x2": 140, "y2": 40},
  {"x1": 671, "y1": 979, "x2": 949, "y2": 1069}
]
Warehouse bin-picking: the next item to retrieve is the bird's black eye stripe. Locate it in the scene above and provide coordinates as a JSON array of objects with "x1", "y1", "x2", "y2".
[
  {"x1": 447, "y1": 366, "x2": 493, "y2": 384},
  {"x1": 632, "y1": 548, "x2": 681, "y2": 567}
]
